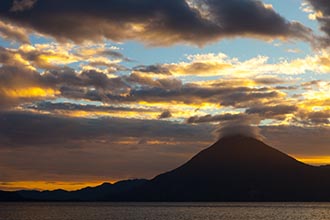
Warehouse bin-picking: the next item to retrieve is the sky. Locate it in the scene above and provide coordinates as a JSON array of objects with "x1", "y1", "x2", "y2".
[{"x1": 0, "y1": 0, "x2": 330, "y2": 191}]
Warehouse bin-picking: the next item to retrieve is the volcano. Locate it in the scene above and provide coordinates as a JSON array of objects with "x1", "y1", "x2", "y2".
[
  {"x1": 120, "y1": 135, "x2": 330, "y2": 201},
  {"x1": 3, "y1": 135, "x2": 330, "y2": 202}
]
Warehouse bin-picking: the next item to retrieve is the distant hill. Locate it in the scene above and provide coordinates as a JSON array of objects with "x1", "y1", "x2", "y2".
[
  {"x1": 0, "y1": 191, "x2": 23, "y2": 201},
  {"x1": 320, "y1": 165, "x2": 330, "y2": 169},
  {"x1": 17, "y1": 179, "x2": 147, "y2": 201},
  {"x1": 1, "y1": 135, "x2": 330, "y2": 202}
]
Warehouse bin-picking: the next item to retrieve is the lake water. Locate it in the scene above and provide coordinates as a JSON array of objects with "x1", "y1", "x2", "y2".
[{"x1": 1, "y1": 203, "x2": 330, "y2": 220}]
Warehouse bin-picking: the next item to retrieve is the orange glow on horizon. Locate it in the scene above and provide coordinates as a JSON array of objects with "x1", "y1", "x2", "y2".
[
  {"x1": 295, "y1": 156, "x2": 330, "y2": 166},
  {"x1": 0, "y1": 180, "x2": 117, "y2": 192}
]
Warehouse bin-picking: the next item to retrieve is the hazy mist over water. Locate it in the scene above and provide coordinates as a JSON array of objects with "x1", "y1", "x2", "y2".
[{"x1": 1, "y1": 203, "x2": 330, "y2": 220}]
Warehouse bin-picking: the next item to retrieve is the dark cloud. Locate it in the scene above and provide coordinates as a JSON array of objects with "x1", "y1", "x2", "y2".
[
  {"x1": 0, "y1": 20, "x2": 30, "y2": 43},
  {"x1": 262, "y1": 125, "x2": 330, "y2": 156},
  {"x1": 0, "y1": 46, "x2": 25, "y2": 66},
  {"x1": 296, "y1": 110, "x2": 330, "y2": 126},
  {"x1": 0, "y1": 66, "x2": 40, "y2": 87},
  {"x1": 253, "y1": 76, "x2": 287, "y2": 85},
  {"x1": 187, "y1": 105, "x2": 299, "y2": 125},
  {"x1": 187, "y1": 113, "x2": 247, "y2": 124},
  {"x1": 99, "y1": 50, "x2": 132, "y2": 62},
  {"x1": 42, "y1": 68, "x2": 129, "y2": 92},
  {"x1": 0, "y1": 0, "x2": 312, "y2": 45},
  {"x1": 10, "y1": 0, "x2": 37, "y2": 12},
  {"x1": 85, "y1": 62, "x2": 126, "y2": 72},
  {"x1": 0, "y1": 52, "x2": 130, "y2": 109},
  {"x1": 158, "y1": 110, "x2": 172, "y2": 119},
  {"x1": 245, "y1": 105, "x2": 298, "y2": 118},
  {"x1": 201, "y1": 0, "x2": 312, "y2": 40},
  {"x1": 16, "y1": 49, "x2": 68, "y2": 70},
  {"x1": 1, "y1": 122, "x2": 330, "y2": 183},
  {"x1": 219, "y1": 91, "x2": 282, "y2": 107},
  {"x1": 217, "y1": 123, "x2": 262, "y2": 140},
  {"x1": 42, "y1": 68, "x2": 127, "y2": 92},
  {"x1": 125, "y1": 73, "x2": 182, "y2": 90},
  {"x1": 95, "y1": 85, "x2": 284, "y2": 108},
  {"x1": 187, "y1": 112, "x2": 262, "y2": 139},
  {"x1": 274, "y1": 85, "x2": 298, "y2": 91},
  {"x1": 0, "y1": 111, "x2": 214, "y2": 147},
  {"x1": 79, "y1": 70, "x2": 125, "y2": 90},
  {"x1": 0, "y1": 62, "x2": 53, "y2": 110},
  {"x1": 134, "y1": 61, "x2": 233, "y2": 76},
  {"x1": 1, "y1": 111, "x2": 330, "y2": 183},
  {"x1": 134, "y1": 64, "x2": 172, "y2": 75},
  {"x1": 307, "y1": 0, "x2": 330, "y2": 46},
  {"x1": 26, "y1": 101, "x2": 160, "y2": 114},
  {"x1": 301, "y1": 80, "x2": 323, "y2": 89},
  {"x1": 187, "y1": 104, "x2": 301, "y2": 140},
  {"x1": 0, "y1": 111, "x2": 214, "y2": 181}
]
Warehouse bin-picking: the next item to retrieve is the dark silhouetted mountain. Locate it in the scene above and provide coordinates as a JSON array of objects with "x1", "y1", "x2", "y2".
[
  {"x1": 0, "y1": 190, "x2": 23, "y2": 201},
  {"x1": 2, "y1": 136, "x2": 330, "y2": 202},
  {"x1": 17, "y1": 179, "x2": 147, "y2": 201},
  {"x1": 320, "y1": 165, "x2": 330, "y2": 169},
  {"x1": 118, "y1": 135, "x2": 330, "y2": 202}
]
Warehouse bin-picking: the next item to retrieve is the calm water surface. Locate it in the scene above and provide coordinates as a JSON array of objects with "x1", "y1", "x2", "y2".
[{"x1": 1, "y1": 203, "x2": 330, "y2": 220}]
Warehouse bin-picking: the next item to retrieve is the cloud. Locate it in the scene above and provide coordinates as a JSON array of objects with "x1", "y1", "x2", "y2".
[
  {"x1": 185, "y1": 77, "x2": 330, "y2": 135},
  {"x1": 133, "y1": 52, "x2": 330, "y2": 77},
  {"x1": 187, "y1": 111, "x2": 262, "y2": 139},
  {"x1": 23, "y1": 101, "x2": 172, "y2": 120},
  {"x1": 0, "y1": 111, "x2": 214, "y2": 147},
  {"x1": 0, "y1": 111, "x2": 214, "y2": 182},
  {"x1": 0, "y1": 53, "x2": 127, "y2": 110},
  {"x1": 158, "y1": 110, "x2": 172, "y2": 119},
  {"x1": 306, "y1": 0, "x2": 330, "y2": 46},
  {"x1": 27, "y1": 101, "x2": 158, "y2": 114},
  {"x1": 0, "y1": 0, "x2": 313, "y2": 46},
  {"x1": 10, "y1": 0, "x2": 37, "y2": 12},
  {"x1": 245, "y1": 105, "x2": 298, "y2": 118},
  {"x1": 0, "y1": 20, "x2": 30, "y2": 43},
  {"x1": 187, "y1": 113, "x2": 247, "y2": 124},
  {"x1": 125, "y1": 73, "x2": 183, "y2": 90},
  {"x1": 0, "y1": 63, "x2": 59, "y2": 110},
  {"x1": 134, "y1": 64, "x2": 172, "y2": 75},
  {"x1": 0, "y1": 43, "x2": 130, "y2": 110},
  {"x1": 262, "y1": 125, "x2": 330, "y2": 156},
  {"x1": 217, "y1": 123, "x2": 262, "y2": 140},
  {"x1": 296, "y1": 110, "x2": 330, "y2": 126},
  {"x1": 97, "y1": 84, "x2": 285, "y2": 108},
  {"x1": 2, "y1": 42, "x2": 329, "y2": 128},
  {"x1": 2, "y1": 42, "x2": 330, "y2": 113},
  {"x1": 10, "y1": 43, "x2": 128, "y2": 71}
]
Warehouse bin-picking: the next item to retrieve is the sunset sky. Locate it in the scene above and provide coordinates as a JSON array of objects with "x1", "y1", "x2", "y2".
[{"x1": 0, "y1": 0, "x2": 330, "y2": 191}]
